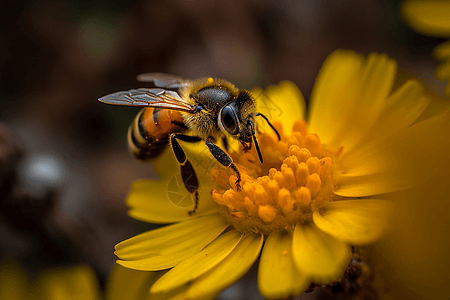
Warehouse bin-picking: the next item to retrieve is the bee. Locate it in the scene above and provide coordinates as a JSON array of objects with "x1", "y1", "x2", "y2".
[{"x1": 99, "y1": 73, "x2": 279, "y2": 214}]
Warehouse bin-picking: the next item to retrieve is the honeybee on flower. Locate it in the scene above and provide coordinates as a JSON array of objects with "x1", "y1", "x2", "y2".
[{"x1": 108, "y1": 50, "x2": 437, "y2": 299}]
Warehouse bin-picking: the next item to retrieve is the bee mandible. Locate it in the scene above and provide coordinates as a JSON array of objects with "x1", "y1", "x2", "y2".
[{"x1": 99, "y1": 73, "x2": 280, "y2": 215}]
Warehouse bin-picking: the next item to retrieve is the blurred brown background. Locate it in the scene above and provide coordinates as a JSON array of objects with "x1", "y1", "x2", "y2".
[{"x1": 0, "y1": 0, "x2": 447, "y2": 298}]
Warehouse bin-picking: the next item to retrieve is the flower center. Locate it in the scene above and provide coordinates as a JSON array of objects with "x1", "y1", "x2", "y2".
[{"x1": 211, "y1": 120, "x2": 341, "y2": 235}]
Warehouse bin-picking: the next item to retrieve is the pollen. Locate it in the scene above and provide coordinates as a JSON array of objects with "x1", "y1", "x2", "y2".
[{"x1": 211, "y1": 120, "x2": 340, "y2": 234}]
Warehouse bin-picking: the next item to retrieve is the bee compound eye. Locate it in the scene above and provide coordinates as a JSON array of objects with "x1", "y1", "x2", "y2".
[{"x1": 220, "y1": 104, "x2": 239, "y2": 135}]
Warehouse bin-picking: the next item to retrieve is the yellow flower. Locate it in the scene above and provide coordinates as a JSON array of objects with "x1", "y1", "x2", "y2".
[
  {"x1": 114, "y1": 50, "x2": 432, "y2": 299},
  {"x1": 0, "y1": 260, "x2": 101, "y2": 300},
  {"x1": 402, "y1": 0, "x2": 450, "y2": 95}
]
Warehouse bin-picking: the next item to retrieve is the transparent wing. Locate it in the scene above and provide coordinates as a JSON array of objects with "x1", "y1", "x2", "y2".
[
  {"x1": 98, "y1": 88, "x2": 195, "y2": 113},
  {"x1": 136, "y1": 73, "x2": 191, "y2": 89}
]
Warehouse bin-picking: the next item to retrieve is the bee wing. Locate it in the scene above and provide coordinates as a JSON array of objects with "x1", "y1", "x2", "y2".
[
  {"x1": 136, "y1": 73, "x2": 191, "y2": 89},
  {"x1": 98, "y1": 88, "x2": 195, "y2": 113}
]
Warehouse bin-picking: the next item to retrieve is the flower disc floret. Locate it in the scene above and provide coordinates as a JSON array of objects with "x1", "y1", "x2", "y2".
[{"x1": 212, "y1": 120, "x2": 340, "y2": 235}]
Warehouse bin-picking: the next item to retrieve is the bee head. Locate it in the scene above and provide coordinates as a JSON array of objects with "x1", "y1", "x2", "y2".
[{"x1": 217, "y1": 90, "x2": 264, "y2": 163}]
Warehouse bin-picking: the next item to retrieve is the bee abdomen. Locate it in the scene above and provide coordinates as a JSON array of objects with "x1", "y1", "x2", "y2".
[{"x1": 127, "y1": 107, "x2": 186, "y2": 161}]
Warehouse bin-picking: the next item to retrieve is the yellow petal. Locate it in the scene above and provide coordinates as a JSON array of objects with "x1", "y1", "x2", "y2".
[
  {"x1": 313, "y1": 199, "x2": 392, "y2": 245},
  {"x1": 183, "y1": 233, "x2": 263, "y2": 300},
  {"x1": 152, "y1": 147, "x2": 180, "y2": 179},
  {"x1": 338, "y1": 53, "x2": 397, "y2": 153},
  {"x1": 292, "y1": 222, "x2": 351, "y2": 283},
  {"x1": 143, "y1": 136, "x2": 222, "y2": 222},
  {"x1": 334, "y1": 173, "x2": 395, "y2": 197},
  {"x1": 402, "y1": 0, "x2": 450, "y2": 37},
  {"x1": 340, "y1": 79, "x2": 429, "y2": 164},
  {"x1": 127, "y1": 179, "x2": 218, "y2": 224},
  {"x1": 335, "y1": 111, "x2": 450, "y2": 197},
  {"x1": 308, "y1": 50, "x2": 362, "y2": 147},
  {"x1": 258, "y1": 231, "x2": 309, "y2": 299},
  {"x1": 252, "y1": 81, "x2": 306, "y2": 134},
  {"x1": 115, "y1": 214, "x2": 229, "y2": 271},
  {"x1": 310, "y1": 51, "x2": 397, "y2": 153},
  {"x1": 106, "y1": 264, "x2": 163, "y2": 300},
  {"x1": 150, "y1": 230, "x2": 243, "y2": 293}
]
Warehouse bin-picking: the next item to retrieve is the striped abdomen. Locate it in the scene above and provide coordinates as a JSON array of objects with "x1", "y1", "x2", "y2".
[{"x1": 127, "y1": 107, "x2": 186, "y2": 161}]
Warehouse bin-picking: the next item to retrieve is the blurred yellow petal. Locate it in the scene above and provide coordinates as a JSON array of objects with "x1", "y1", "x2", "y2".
[
  {"x1": 115, "y1": 214, "x2": 228, "y2": 271},
  {"x1": 0, "y1": 262, "x2": 101, "y2": 300},
  {"x1": 37, "y1": 265, "x2": 101, "y2": 300},
  {"x1": 0, "y1": 261, "x2": 30, "y2": 299},
  {"x1": 435, "y1": 60, "x2": 450, "y2": 81},
  {"x1": 151, "y1": 230, "x2": 243, "y2": 293},
  {"x1": 106, "y1": 264, "x2": 163, "y2": 300},
  {"x1": 106, "y1": 265, "x2": 191, "y2": 300},
  {"x1": 252, "y1": 81, "x2": 306, "y2": 133},
  {"x1": 183, "y1": 232, "x2": 263, "y2": 300},
  {"x1": 434, "y1": 45, "x2": 450, "y2": 96},
  {"x1": 292, "y1": 222, "x2": 351, "y2": 283},
  {"x1": 127, "y1": 179, "x2": 218, "y2": 224},
  {"x1": 167, "y1": 291, "x2": 215, "y2": 300},
  {"x1": 149, "y1": 286, "x2": 191, "y2": 300},
  {"x1": 434, "y1": 39, "x2": 450, "y2": 60},
  {"x1": 375, "y1": 187, "x2": 450, "y2": 299},
  {"x1": 313, "y1": 200, "x2": 392, "y2": 245},
  {"x1": 371, "y1": 110, "x2": 450, "y2": 299},
  {"x1": 258, "y1": 231, "x2": 309, "y2": 299},
  {"x1": 335, "y1": 111, "x2": 450, "y2": 197},
  {"x1": 402, "y1": 0, "x2": 450, "y2": 37}
]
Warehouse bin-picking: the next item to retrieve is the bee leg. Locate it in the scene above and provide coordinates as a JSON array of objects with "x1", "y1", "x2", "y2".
[
  {"x1": 181, "y1": 161, "x2": 199, "y2": 215},
  {"x1": 205, "y1": 138, "x2": 242, "y2": 191},
  {"x1": 170, "y1": 133, "x2": 202, "y2": 215}
]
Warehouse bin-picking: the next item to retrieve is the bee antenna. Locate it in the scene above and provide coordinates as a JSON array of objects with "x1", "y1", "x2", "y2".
[
  {"x1": 247, "y1": 120, "x2": 263, "y2": 164},
  {"x1": 255, "y1": 113, "x2": 280, "y2": 140}
]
